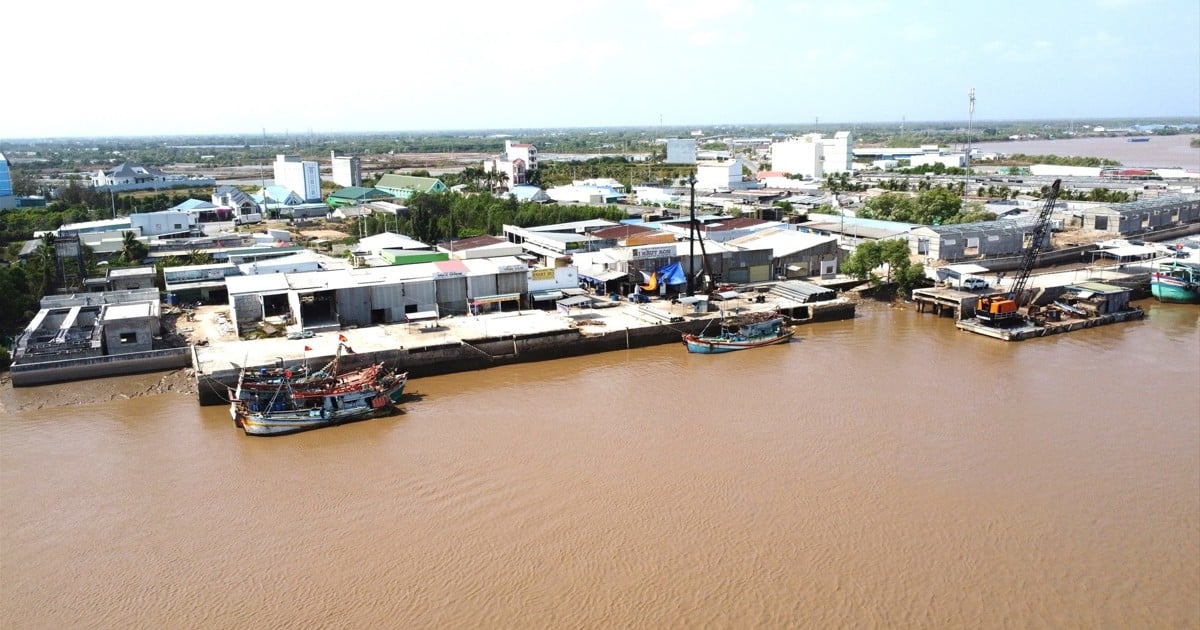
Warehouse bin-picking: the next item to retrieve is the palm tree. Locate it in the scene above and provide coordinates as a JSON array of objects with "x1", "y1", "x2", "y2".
[{"x1": 120, "y1": 231, "x2": 148, "y2": 264}]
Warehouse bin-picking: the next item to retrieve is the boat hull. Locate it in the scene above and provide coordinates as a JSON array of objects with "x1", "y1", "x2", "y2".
[
  {"x1": 233, "y1": 373, "x2": 407, "y2": 436},
  {"x1": 1151, "y1": 279, "x2": 1200, "y2": 304},
  {"x1": 682, "y1": 328, "x2": 794, "y2": 354},
  {"x1": 1151, "y1": 264, "x2": 1200, "y2": 304}
]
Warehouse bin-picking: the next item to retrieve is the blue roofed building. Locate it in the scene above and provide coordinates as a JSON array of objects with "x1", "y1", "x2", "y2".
[
  {"x1": 507, "y1": 185, "x2": 551, "y2": 203},
  {"x1": 254, "y1": 185, "x2": 305, "y2": 206},
  {"x1": 0, "y1": 152, "x2": 16, "y2": 210}
]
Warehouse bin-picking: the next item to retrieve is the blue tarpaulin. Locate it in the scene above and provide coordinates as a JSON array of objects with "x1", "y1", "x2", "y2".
[{"x1": 657, "y1": 262, "x2": 685, "y2": 286}]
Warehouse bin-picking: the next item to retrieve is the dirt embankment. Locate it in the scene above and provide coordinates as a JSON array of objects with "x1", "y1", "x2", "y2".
[{"x1": 0, "y1": 368, "x2": 199, "y2": 413}]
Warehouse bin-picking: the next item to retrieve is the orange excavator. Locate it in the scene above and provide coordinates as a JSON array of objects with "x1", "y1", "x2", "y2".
[{"x1": 976, "y1": 179, "x2": 1061, "y2": 326}]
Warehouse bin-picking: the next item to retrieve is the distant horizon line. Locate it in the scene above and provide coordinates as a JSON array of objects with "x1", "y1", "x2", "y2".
[{"x1": 2, "y1": 115, "x2": 1198, "y2": 142}]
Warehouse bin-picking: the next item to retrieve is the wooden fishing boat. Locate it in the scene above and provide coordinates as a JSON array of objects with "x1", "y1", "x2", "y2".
[
  {"x1": 230, "y1": 367, "x2": 408, "y2": 436},
  {"x1": 1151, "y1": 260, "x2": 1200, "y2": 304},
  {"x1": 682, "y1": 313, "x2": 794, "y2": 354}
]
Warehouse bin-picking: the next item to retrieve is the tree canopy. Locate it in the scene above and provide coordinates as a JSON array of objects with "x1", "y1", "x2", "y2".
[
  {"x1": 857, "y1": 188, "x2": 994, "y2": 225},
  {"x1": 841, "y1": 239, "x2": 926, "y2": 295}
]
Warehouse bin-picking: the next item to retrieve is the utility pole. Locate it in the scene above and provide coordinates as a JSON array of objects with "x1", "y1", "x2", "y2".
[{"x1": 686, "y1": 173, "x2": 697, "y2": 297}]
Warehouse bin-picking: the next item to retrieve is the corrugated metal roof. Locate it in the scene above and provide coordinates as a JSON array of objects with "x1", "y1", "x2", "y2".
[
  {"x1": 726, "y1": 227, "x2": 836, "y2": 257},
  {"x1": 376, "y1": 174, "x2": 445, "y2": 192}
]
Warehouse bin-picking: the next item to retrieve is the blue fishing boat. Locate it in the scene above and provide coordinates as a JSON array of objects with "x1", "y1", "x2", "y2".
[
  {"x1": 1151, "y1": 260, "x2": 1200, "y2": 304},
  {"x1": 682, "y1": 313, "x2": 794, "y2": 354}
]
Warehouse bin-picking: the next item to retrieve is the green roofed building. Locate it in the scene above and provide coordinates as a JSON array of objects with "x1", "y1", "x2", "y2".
[
  {"x1": 327, "y1": 186, "x2": 394, "y2": 208},
  {"x1": 375, "y1": 174, "x2": 448, "y2": 199}
]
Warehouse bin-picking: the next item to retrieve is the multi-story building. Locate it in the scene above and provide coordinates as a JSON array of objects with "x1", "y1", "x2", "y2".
[
  {"x1": 331, "y1": 151, "x2": 362, "y2": 187},
  {"x1": 695, "y1": 157, "x2": 747, "y2": 191},
  {"x1": 504, "y1": 140, "x2": 537, "y2": 171},
  {"x1": 771, "y1": 131, "x2": 855, "y2": 178},
  {"x1": 771, "y1": 135, "x2": 824, "y2": 179},
  {"x1": 819, "y1": 131, "x2": 853, "y2": 174},
  {"x1": 483, "y1": 141, "x2": 538, "y2": 190},
  {"x1": 0, "y1": 152, "x2": 15, "y2": 209},
  {"x1": 665, "y1": 138, "x2": 697, "y2": 164},
  {"x1": 272, "y1": 155, "x2": 322, "y2": 202}
]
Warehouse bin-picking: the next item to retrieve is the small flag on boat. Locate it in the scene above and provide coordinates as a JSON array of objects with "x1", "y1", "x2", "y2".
[
  {"x1": 284, "y1": 370, "x2": 292, "y2": 379},
  {"x1": 339, "y1": 334, "x2": 348, "y2": 342},
  {"x1": 303, "y1": 345, "x2": 312, "y2": 351}
]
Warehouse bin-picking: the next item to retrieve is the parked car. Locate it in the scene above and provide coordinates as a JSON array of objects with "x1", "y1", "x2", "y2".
[
  {"x1": 962, "y1": 277, "x2": 989, "y2": 291},
  {"x1": 286, "y1": 330, "x2": 315, "y2": 340}
]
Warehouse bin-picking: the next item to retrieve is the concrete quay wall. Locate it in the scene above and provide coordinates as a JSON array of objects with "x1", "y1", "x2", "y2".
[
  {"x1": 195, "y1": 299, "x2": 856, "y2": 406},
  {"x1": 11, "y1": 348, "x2": 192, "y2": 387},
  {"x1": 196, "y1": 320, "x2": 712, "y2": 406}
]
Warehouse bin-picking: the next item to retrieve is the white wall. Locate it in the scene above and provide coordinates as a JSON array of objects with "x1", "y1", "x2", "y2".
[
  {"x1": 909, "y1": 153, "x2": 966, "y2": 169},
  {"x1": 129, "y1": 211, "x2": 195, "y2": 236},
  {"x1": 528, "y1": 265, "x2": 579, "y2": 291},
  {"x1": 820, "y1": 131, "x2": 853, "y2": 174},
  {"x1": 331, "y1": 154, "x2": 361, "y2": 187},
  {"x1": 696, "y1": 158, "x2": 743, "y2": 191},
  {"x1": 771, "y1": 136, "x2": 823, "y2": 179},
  {"x1": 274, "y1": 155, "x2": 322, "y2": 202},
  {"x1": 665, "y1": 138, "x2": 697, "y2": 164}
]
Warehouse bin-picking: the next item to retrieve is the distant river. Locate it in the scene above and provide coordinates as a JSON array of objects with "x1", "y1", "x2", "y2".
[
  {"x1": 2, "y1": 301, "x2": 1198, "y2": 628},
  {"x1": 973, "y1": 134, "x2": 1200, "y2": 169}
]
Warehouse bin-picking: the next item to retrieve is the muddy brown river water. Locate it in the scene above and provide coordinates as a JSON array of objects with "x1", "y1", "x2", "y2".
[{"x1": 2, "y1": 301, "x2": 1197, "y2": 628}]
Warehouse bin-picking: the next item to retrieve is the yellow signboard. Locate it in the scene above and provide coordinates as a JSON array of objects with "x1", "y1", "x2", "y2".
[{"x1": 532, "y1": 268, "x2": 555, "y2": 281}]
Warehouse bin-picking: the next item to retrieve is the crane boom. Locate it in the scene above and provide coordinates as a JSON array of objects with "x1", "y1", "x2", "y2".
[
  {"x1": 975, "y1": 179, "x2": 1061, "y2": 326},
  {"x1": 1007, "y1": 179, "x2": 1061, "y2": 305}
]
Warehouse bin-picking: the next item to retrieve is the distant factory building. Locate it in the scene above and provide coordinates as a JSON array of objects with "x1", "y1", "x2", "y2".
[
  {"x1": 771, "y1": 135, "x2": 824, "y2": 179},
  {"x1": 331, "y1": 151, "x2": 362, "y2": 187},
  {"x1": 272, "y1": 155, "x2": 322, "y2": 202},
  {"x1": 908, "y1": 153, "x2": 966, "y2": 169},
  {"x1": 696, "y1": 157, "x2": 750, "y2": 191},
  {"x1": 665, "y1": 138, "x2": 698, "y2": 164}
]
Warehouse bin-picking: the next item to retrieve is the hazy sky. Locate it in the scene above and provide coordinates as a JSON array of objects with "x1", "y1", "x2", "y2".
[{"x1": 3, "y1": 0, "x2": 1197, "y2": 138}]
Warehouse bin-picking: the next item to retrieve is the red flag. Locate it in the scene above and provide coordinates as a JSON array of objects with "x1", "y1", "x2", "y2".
[
  {"x1": 303, "y1": 345, "x2": 312, "y2": 351},
  {"x1": 284, "y1": 370, "x2": 292, "y2": 379},
  {"x1": 338, "y1": 334, "x2": 348, "y2": 342}
]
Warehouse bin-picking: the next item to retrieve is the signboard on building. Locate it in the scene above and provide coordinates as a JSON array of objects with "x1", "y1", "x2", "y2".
[
  {"x1": 497, "y1": 264, "x2": 527, "y2": 274},
  {"x1": 432, "y1": 270, "x2": 465, "y2": 280},
  {"x1": 531, "y1": 268, "x2": 555, "y2": 281},
  {"x1": 632, "y1": 245, "x2": 676, "y2": 259}
]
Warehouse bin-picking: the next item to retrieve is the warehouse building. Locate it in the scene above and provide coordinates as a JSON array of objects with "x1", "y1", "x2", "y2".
[
  {"x1": 1076, "y1": 194, "x2": 1200, "y2": 235},
  {"x1": 225, "y1": 257, "x2": 535, "y2": 335},
  {"x1": 908, "y1": 217, "x2": 1047, "y2": 262}
]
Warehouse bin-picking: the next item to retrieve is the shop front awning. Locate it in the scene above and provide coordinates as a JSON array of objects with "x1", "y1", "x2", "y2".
[
  {"x1": 580, "y1": 270, "x2": 627, "y2": 284},
  {"x1": 531, "y1": 290, "x2": 565, "y2": 302},
  {"x1": 557, "y1": 295, "x2": 593, "y2": 307},
  {"x1": 406, "y1": 310, "x2": 439, "y2": 323},
  {"x1": 470, "y1": 293, "x2": 521, "y2": 306}
]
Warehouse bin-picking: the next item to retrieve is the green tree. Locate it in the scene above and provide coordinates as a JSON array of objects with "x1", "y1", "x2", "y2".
[
  {"x1": 841, "y1": 239, "x2": 925, "y2": 295},
  {"x1": 119, "y1": 231, "x2": 149, "y2": 265}
]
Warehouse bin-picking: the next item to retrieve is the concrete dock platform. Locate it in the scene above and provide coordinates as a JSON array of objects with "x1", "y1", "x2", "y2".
[{"x1": 191, "y1": 294, "x2": 855, "y2": 405}]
